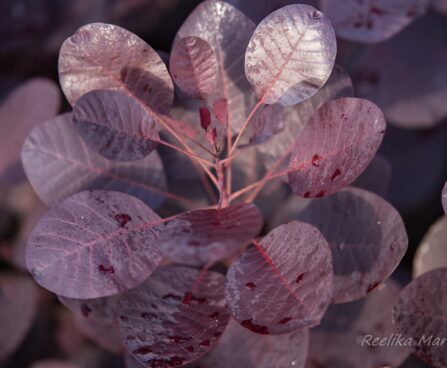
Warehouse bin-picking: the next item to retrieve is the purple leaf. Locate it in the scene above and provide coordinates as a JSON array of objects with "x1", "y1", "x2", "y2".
[
  {"x1": 295, "y1": 187, "x2": 408, "y2": 303},
  {"x1": 443, "y1": 182, "x2": 447, "y2": 214},
  {"x1": 352, "y1": 155, "x2": 392, "y2": 197},
  {"x1": 198, "y1": 319, "x2": 309, "y2": 368},
  {"x1": 158, "y1": 204, "x2": 263, "y2": 266},
  {"x1": 225, "y1": 221, "x2": 333, "y2": 335},
  {"x1": 25, "y1": 190, "x2": 163, "y2": 299},
  {"x1": 176, "y1": 0, "x2": 257, "y2": 133},
  {"x1": 169, "y1": 37, "x2": 218, "y2": 100},
  {"x1": 0, "y1": 273, "x2": 39, "y2": 359},
  {"x1": 117, "y1": 265, "x2": 230, "y2": 368},
  {"x1": 58, "y1": 293, "x2": 120, "y2": 322},
  {"x1": 21, "y1": 113, "x2": 167, "y2": 208},
  {"x1": 320, "y1": 0, "x2": 428, "y2": 43},
  {"x1": 30, "y1": 360, "x2": 81, "y2": 368},
  {"x1": 73, "y1": 90, "x2": 159, "y2": 161},
  {"x1": 288, "y1": 97, "x2": 386, "y2": 198},
  {"x1": 0, "y1": 78, "x2": 60, "y2": 183},
  {"x1": 246, "y1": 104, "x2": 285, "y2": 146},
  {"x1": 244, "y1": 4, "x2": 336, "y2": 106},
  {"x1": 59, "y1": 23, "x2": 173, "y2": 113},
  {"x1": 393, "y1": 268, "x2": 447, "y2": 367},
  {"x1": 413, "y1": 216, "x2": 447, "y2": 278}
]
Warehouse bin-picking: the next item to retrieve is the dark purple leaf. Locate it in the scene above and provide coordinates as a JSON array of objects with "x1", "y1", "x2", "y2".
[
  {"x1": 295, "y1": 187, "x2": 408, "y2": 303},
  {"x1": 246, "y1": 104, "x2": 285, "y2": 146},
  {"x1": 26, "y1": 190, "x2": 163, "y2": 299},
  {"x1": 117, "y1": 265, "x2": 230, "y2": 368},
  {"x1": 352, "y1": 155, "x2": 392, "y2": 197},
  {"x1": 288, "y1": 97, "x2": 386, "y2": 198},
  {"x1": 226, "y1": 221, "x2": 333, "y2": 335},
  {"x1": 59, "y1": 22, "x2": 173, "y2": 113},
  {"x1": 0, "y1": 78, "x2": 60, "y2": 183},
  {"x1": 393, "y1": 268, "x2": 447, "y2": 367},
  {"x1": 58, "y1": 293, "x2": 120, "y2": 322},
  {"x1": 21, "y1": 113, "x2": 167, "y2": 208},
  {"x1": 169, "y1": 37, "x2": 218, "y2": 100},
  {"x1": 0, "y1": 273, "x2": 38, "y2": 359},
  {"x1": 320, "y1": 0, "x2": 428, "y2": 43},
  {"x1": 413, "y1": 216, "x2": 447, "y2": 278},
  {"x1": 73, "y1": 90, "x2": 159, "y2": 161},
  {"x1": 158, "y1": 204, "x2": 263, "y2": 266},
  {"x1": 245, "y1": 4, "x2": 336, "y2": 106}
]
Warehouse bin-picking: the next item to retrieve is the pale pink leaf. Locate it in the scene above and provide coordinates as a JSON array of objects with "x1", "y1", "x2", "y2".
[
  {"x1": 226, "y1": 221, "x2": 333, "y2": 335},
  {"x1": 117, "y1": 265, "x2": 230, "y2": 367},
  {"x1": 59, "y1": 23, "x2": 173, "y2": 113},
  {"x1": 393, "y1": 268, "x2": 447, "y2": 367},
  {"x1": 245, "y1": 4, "x2": 336, "y2": 106},
  {"x1": 21, "y1": 113, "x2": 167, "y2": 208},
  {"x1": 26, "y1": 190, "x2": 163, "y2": 299},
  {"x1": 288, "y1": 97, "x2": 386, "y2": 198}
]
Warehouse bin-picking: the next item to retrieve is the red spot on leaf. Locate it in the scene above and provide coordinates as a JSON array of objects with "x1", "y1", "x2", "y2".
[
  {"x1": 367, "y1": 282, "x2": 380, "y2": 293},
  {"x1": 133, "y1": 346, "x2": 152, "y2": 355},
  {"x1": 245, "y1": 282, "x2": 256, "y2": 290},
  {"x1": 316, "y1": 191, "x2": 325, "y2": 198},
  {"x1": 370, "y1": 6, "x2": 385, "y2": 15},
  {"x1": 199, "y1": 339, "x2": 210, "y2": 348},
  {"x1": 241, "y1": 318, "x2": 269, "y2": 334},
  {"x1": 304, "y1": 192, "x2": 311, "y2": 198},
  {"x1": 312, "y1": 154, "x2": 322, "y2": 167},
  {"x1": 278, "y1": 317, "x2": 292, "y2": 324},
  {"x1": 98, "y1": 264, "x2": 115, "y2": 274},
  {"x1": 331, "y1": 169, "x2": 341, "y2": 182},
  {"x1": 296, "y1": 273, "x2": 304, "y2": 283},
  {"x1": 114, "y1": 213, "x2": 131, "y2": 227}
]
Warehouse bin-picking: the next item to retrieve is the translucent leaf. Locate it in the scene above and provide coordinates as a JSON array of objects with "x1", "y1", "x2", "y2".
[
  {"x1": 21, "y1": 113, "x2": 167, "y2": 208},
  {"x1": 288, "y1": 97, "x2": 386, "y2": 198},
  {"x1": 158, "y1": 204, "x2": 262, "y2": 266},
  {"x1": 413, "y1": 216, "x2": 447, "y2": 278},
  {"x1": 117, "y1": 265, "x2": 230, "y2": 368},
  {"x1": 295, "y1": 187, "x2": 408, "y2": 303},
  {"x1": 176, "y1": 0, "x2": 257, "y2": 133},
  {"x1": 59, "y1": 22, "x2": 173, "y2": 113},
  {"x1": 0, "y1": 78, "x2": 60, "y2": 183},
  {"x1": 0, "y1": 273, "x2": 38, "y2": 359},
  {"x1": 308, "y1": 279, "x2": 410, "y2": 368},
  {"x1": 197, "y1": 318, "x2": 308, "y2": 367},
  {"x1": 169, "y1": 37, "x2": 218, "y2": 100},
  {"x1": 352, "y1": 155, "x2": 392, "y2": 197},
  {"x1": 26, "y1": 190, "x2": 163, "y2": 299},
  {"x1": 246, "y1": 104, "x2": 285, "y2": 146},
  {"x1": 245, "y1": 4, "x2": 336, "y2": 106},
  {"x1": 58, "y1": 294, "x2": 120, "y2": 322},
  {"x1": 393, "y1": 268, "x2": 447, "y2": 367},
  {"x1": 30, "y1": 360, "x2": 81, "y2": 368},
  {"x1": 226, "y1": 221, "x2": 333, "y2": 335},
  {"x1": 443, "y1": 182, "x2": 447, "y2": 214},
  {"x1": 320, "y1": 0, "x2": 428, "y2": 43},
  {"x1": 73, "y1": 90, "x2": 159, "y2": 161}
]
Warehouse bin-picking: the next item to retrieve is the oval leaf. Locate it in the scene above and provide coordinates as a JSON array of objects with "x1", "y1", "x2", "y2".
[
  {"x1": 26, "y1": 190, "x2": 163, "y2": 299},
  {"x1": 320, "y1": 0, "x2": 428, "y2": 43},
  {"x1": 393, "y1": 268, "x2": 447, "y2": 367},
  {"x1": 296, "y1": 187, "x2": 407, "y2": 303},
  {"x1": 169, "y1": 37, "x2": 218, "y2": 100},
  {"x1": 158, "y1": 204, "x2": 263, "y2": 266},
  {"x1": 246, "y1": 104, "x2": 285, "y2": 146},
  {"x1": 21, "y1": 113, "x2": 167, "y2": 208},
  {"x1": 117, "y1": 265, "x2": 230, "y2": 368},
  {"x1": 226, "y1": 221, "x2": 333, "y2": 335},
  {"x1": 73, "y1": 90, "x2": 159, "y2": 161},
  {"x1": 288, "y1": 97, "x2": 386, "y2": 198},
  {"x1": 59, "y1": 22, "x2": 173, "y2": 113},
  {"x1": 245, "y1": 4, "x2": 336, "y2": 106}
]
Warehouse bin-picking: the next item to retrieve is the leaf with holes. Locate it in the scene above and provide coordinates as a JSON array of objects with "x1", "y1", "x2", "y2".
[
  {"x1": 25, "y1": 190, "x2": 163, "y2": 299},
  {"x1": 73, "y1": 90, "x2": 159, "y2": 161},
  {"x1": 158, "y1": 204, "x2": 263, "y2": 266},
  {"x1": 226, "y1": 221, "x2": 333, "y2": 335},
  {"x1": 59, "y1": 22, "x2": 173, "y2": 113},
  {"x1": 169, "y1": 37, "x2": 218, "y2": 100},
  {"x1": 295, "y1": 187, "x2": 407, "y2": 303},
  {"x1": 58, "y1": 293, "x2": 120, "y2": 322},
  {"x1": 21, "y1": 113, "x2": 168, "y2": 208},
  {"x1": 0, "y1": 274, "x2": 39, "y2": 359},
  {"x1": 245, "y1": 4, "x2": 336, "y2": 106},
  {"x1": 393, "y1": 268, "x2": 447, "y2": 367},
  {"x1": 117, "y1": 265, "x2": 230, "y2": 368},
  {"x1": 288, "y1": 97, "x2": 386, "y2": 198},
  {"x1": 320, "y1": 0, "x2": 428, "y2": 43}
]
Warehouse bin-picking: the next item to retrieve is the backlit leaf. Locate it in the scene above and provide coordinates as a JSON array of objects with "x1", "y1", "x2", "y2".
[{"x1": 246, "y1": 104, "x2": 285, "y2": 146}]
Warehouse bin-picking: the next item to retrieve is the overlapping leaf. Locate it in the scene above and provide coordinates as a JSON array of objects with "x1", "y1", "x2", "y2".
[
  {"x1": 58, "y1": 294, "x2": 120, "y2": 322},
  {"x1": 296, "y1": 187, "x2": 407, "y2": 303},
  {"x1": 352, "y1": 155, "x2": 392, "y2": 197},
  {"x1": 288, "y1": 97, "x2": 386, "y2": 198},
  {"x1": 393, "y1": 268, "x2": 447, "y2": 367},
  {"x1": 26, "y1": 190, "x2": 163, "y2": 299},
  {"x1": 117, "y1": 265, "x2": 230, "y2": 368},
  {"x1": 245, "y1": 104, "x2": 285, "y2": 146},
  {"x1": 59, "y1": 22, "x2": 173, "y2": 113},
  {"x1": 73, "y1": 90, "x2": 159, "y2": 161},
  {"x1": 245, "y1": 4, "x2": 336, "y2": 106},
  {"x1": 226, "y1": 221, "x2": 333, "y2": 335},
  {"x1": 320, "y1": 0, "x2": 428, "y2": 43},
  {"x1": 21, "y1": 113, "x2": 167, "y2": 208}
]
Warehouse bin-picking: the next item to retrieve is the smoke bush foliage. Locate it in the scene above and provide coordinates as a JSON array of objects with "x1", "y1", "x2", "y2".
[{"x1": 2, "y1": 0, "x2": 446, "y2": 367}]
